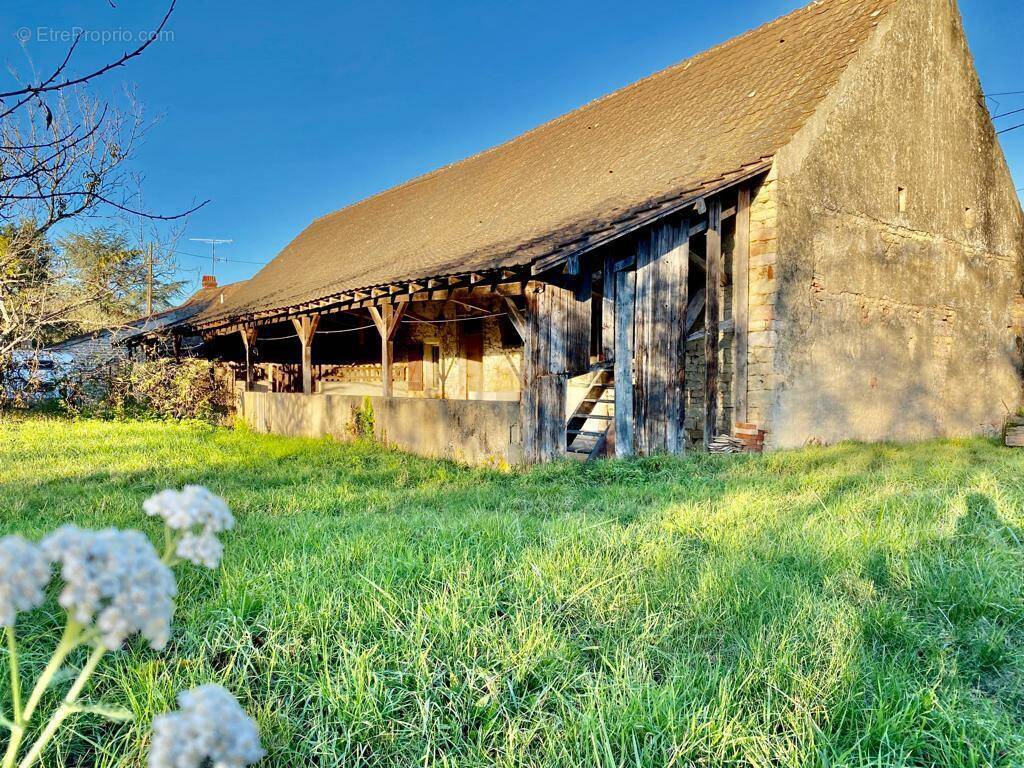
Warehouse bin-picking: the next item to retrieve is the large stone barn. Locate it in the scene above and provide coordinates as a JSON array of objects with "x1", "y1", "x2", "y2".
[{"x1": 170, "y1": 0, "x2": 1023, "y2": 464}]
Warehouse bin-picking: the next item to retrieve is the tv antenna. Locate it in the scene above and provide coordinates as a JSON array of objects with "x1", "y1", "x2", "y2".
[{"x1": 189, "y1": 238, "x2": 233, "y2": 277}]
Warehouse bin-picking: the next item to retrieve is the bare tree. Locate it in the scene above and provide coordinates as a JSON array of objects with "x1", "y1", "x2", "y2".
[{"x1": 0, "y1": 1, "x2": 208, "y2": 402}]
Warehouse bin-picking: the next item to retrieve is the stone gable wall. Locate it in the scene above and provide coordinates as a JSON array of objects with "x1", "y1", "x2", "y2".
[{"x1": 768, "y1": 0, "x2": 1023, "y2": 448}]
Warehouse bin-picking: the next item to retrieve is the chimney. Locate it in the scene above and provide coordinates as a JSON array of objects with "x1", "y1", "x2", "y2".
[{"x1": 201, "y1": 275, "x2": 218, "y2": 289}]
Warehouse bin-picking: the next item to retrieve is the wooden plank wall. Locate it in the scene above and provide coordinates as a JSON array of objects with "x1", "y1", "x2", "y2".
[
  {"x1": 732, "y1": 187, "x2": 751, "y2": 425},
  {"x1": 614, "y1": 267, "x2": 636, "y2": 457},
  {"x1": 632, "y1": 219, "x2": 690, "y2": 455},
  {"x1": 704, "y1": 199, "x2": 722, "y2": 449},
  {"x1": 521, "y1": 281, "x2": 591, "y2": 462},
  {"x1": 601, "y1": 254, "x2": 617, "y2": 361}
]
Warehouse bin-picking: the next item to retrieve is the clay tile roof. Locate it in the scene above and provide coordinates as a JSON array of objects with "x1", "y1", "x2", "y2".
[{"x1": 197, "y1": 0, "x2": 896, "y2": 328}]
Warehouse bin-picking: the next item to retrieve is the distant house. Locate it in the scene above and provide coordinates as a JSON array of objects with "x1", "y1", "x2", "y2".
[
  {"x1": 45, "y1": 277, "x2": 244, "y2": 373},
  {"x1": 161, "y1": 0, "x2": 1023, "y2": 463}
]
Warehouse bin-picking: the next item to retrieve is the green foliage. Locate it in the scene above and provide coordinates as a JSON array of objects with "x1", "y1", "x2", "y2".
[
  {"x1": 0, "y1": 222, "x2": 54, "y2": 286},
  {"x1": 119, "y1": 359, "x2": 233, "y2": 422},
  {"x1": 63, "y1": 358, "x2": 234, "y2": 422},
  {"x1": 57, "y1": 228, "x2": 183, "y2": 325},
  {"x1": 350, "y1": 396, "x2": 375, "y2": 440},
  {"x1": 1, "y1": 419, "x2": 1024, "y2": 766}
]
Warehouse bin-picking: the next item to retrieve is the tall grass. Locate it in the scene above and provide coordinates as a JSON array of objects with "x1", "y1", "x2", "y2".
[{"x1": 1, "y1": 417, "x2": 1022, "y2": 766}]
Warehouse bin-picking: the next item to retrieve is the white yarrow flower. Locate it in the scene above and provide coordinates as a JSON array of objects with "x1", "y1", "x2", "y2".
[
  {"x1": 41, "y1": 526, "x2": 177, "y2": 650},
  {"x1": 0, "y1": 535, "x2": 52, "y2": 627},
  {"x1": 149, "y1": 685, "x2": 264, "y2": 768},
  {"x1": 144, "y1": 486, "x2": 234, "y2": 569}
]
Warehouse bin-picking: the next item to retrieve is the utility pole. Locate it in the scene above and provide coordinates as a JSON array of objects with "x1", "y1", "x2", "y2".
[
  {"x1": 146, "y1": 243, "x2": 154, "y2": 317},
  {"x1": 189, "y1": 238, "x2": 233, "y2": 279}
]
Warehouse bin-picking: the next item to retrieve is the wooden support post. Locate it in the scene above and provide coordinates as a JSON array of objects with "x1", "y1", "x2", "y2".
[
  {"x1": 633, "y1": 218, "x2": 690, "y2": 455},
  {"x1": 503, "y1": 297, "x2": 526, "y2": 340},
  {"x1": 520, "y1": 281, "x2": 589, "y2": 462},
  {"x1": 368, "y1": 304, "x2": 407, "y2": 397},
  {"x1": 291, "y1": 314, "x2": 320, "y2": 395},
  {"x1": 239, "y1": 326, "x2": 258, "y2": 391},
  {"x1": 732, "y1": 186, "x2": 751, "y2": 426},
  {"x1": 704, "y1": 198, "x2": 722, "y2": 449},
  {"x1": 614, "y1": 266, "x2": 636, "y2": 457},
  {"x1": 601, "y1": 253, "x2": 616, "y2": 361}
]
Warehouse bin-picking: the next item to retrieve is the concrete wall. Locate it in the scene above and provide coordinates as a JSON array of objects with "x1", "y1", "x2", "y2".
[
  {"x1": 240, "y1": 391, "x2": 523, "y2": 466},
  {"x1": 766, "y1": 0, "x2": 1024, "y2": 448}
]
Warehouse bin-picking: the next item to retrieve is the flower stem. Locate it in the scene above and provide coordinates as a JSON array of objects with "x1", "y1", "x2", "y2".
[
  {"x1": 161, "y1": 527, "x2": 182, "y2": 566},
  {"x1": 17, "y1": 645, "x2": 105, "y2": 768},
  {"x1": 2, "y1": 622, "x2": 82, "y2": 768},
  {"x1": 6, "y1": 626, "x2": 21, "y2": 726}
]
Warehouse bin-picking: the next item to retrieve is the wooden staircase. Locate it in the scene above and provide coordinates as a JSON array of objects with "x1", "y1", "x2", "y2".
[{"x1": 566, "y1": 363, "x2": 614, "y2": 461}]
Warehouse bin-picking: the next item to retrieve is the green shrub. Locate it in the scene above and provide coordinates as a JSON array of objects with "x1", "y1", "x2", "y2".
[
  {"x1": 120, "y1": 358, "x2": 234, "y2": 422},
  {"x1": 59, "y1": 358, "x2": 234, "y2": 423},
  {"x1": 350, "y1": 396, "x2": 375, "y2": 440}
]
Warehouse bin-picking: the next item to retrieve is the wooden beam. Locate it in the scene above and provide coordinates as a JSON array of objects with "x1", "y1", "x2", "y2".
[
  {"x1": 527, "y1": 164, "x2": 772, "y2": 277},
  {"x1": 732, "y1": 185, "x2": 751, "y2": 426},
  {"x1": 367, "y1": 306, "x2": 386, "y2": 337},
  {"x1": 633, "y1": 217, "x2": 690, "y2": 456},
  {"x1": 239, "y1": 326, "x2": 258, "y2": 391},
  {"x1": 388, "y1": 304, "x2": 407, "y2": 341},
  {"x1": 368, "y1": 304, "x2": 407, "y2": 396},
  {"x1": 291, "y1": 315, "x2": 320, "y2": 395},
  {"x1": 687, "y1": 318, "x2": 735, "y2": 343},
  {"x1": 685, "y1": 288, "x2": 706, "y2": 334},
  {"x1": 614, "y1": 266, "x2": 636, "y2": 457},
  {"x1": 601, "y1": 253, "x2": 616, "y2": 361},
  {"x1": 704, "y1": 198, "x2": 722, "y2": 449},
  {"x1": 574, "y1": 263, "x2": 592, "y2": 302},
  {"x1": 503, "y1": 297, "x2": 526, "y2": 339}
]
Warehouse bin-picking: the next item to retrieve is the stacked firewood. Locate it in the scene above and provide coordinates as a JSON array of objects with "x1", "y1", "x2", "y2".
[
  {"x1": 708, "y1": 423, "x2": 767, "y2": 454},
  {"x1": 708, "y1": 435, "x2": 746, "y2": 454}
]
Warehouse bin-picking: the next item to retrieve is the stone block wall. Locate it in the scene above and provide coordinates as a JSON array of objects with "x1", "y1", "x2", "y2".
[
  {"x1": 745, "y1": 167, "x2": 781, "y2": 437},
  {"x1": 683, "y1": 169, "x2": 779, "y2": 449},
  {"x1": 768, "y1": 0, "x2": 1023, "y2": 447}
]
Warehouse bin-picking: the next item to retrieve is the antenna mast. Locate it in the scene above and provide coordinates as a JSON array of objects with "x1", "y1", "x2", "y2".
[{"x1": 189, "y1": 238, "x2": 234, "y2": 278}]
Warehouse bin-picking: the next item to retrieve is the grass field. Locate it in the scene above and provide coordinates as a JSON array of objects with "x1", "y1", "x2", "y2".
[{"x1": 1, "y1": 417, "x2": 1023, "y2": 767}]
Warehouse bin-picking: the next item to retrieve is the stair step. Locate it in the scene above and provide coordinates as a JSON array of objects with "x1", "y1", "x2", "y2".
[
  {"x1": 567, "y1": 429, "x2": 606, "y2": 437},
  {"x1": 582, "y1": 397, "x2": 615, "y2": 404},
  {"x1": 566, "y1": 444, "x2": 596, "y2": 454},
  {"x1": 578, "y1": 414, "x2": 612, "y2": 421}
]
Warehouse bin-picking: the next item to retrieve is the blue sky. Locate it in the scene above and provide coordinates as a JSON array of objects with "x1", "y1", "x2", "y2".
[{"x1": 1, "y1": 0, "x2": 1021, "y2": 294}]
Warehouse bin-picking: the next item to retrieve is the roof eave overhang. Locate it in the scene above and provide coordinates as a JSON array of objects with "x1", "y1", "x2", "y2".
[{"x1": 187, "y1": 161, "x2": 772, "y2": 336}]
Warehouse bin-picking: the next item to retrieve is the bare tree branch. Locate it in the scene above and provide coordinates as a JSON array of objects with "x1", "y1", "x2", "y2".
[{"x1": 0, "y1": 1, "x2": 175, "y2": 105}]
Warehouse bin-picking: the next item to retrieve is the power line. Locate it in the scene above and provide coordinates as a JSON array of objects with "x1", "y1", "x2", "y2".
[
  {"x1": 189, "y1": 238, "x2": 234, "y2": 277},
  {"x1": 984, "y1": 90, "x2": 1024, "y2": 97},
  {"x1": 172, "y1": 249, "x2": 268, "y2": 266},
  {"x1": 992, "y1": 106, "x2": 1024, "y2": 120},
  {"x1": 997, "y1": 121, "x2": 1024, "y2": 135}
]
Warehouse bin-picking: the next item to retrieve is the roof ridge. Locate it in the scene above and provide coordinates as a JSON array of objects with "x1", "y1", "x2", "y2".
[
  {"x1": 196, "y1": 0, "x2": 896, "y2": 328},
  {"x1": 308, "y1": 0, "x2": 855, "y2": 229}
]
